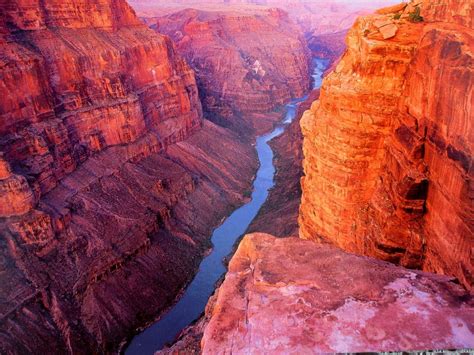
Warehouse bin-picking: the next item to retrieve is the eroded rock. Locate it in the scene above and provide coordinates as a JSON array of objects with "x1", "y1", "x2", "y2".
[
  {"x1": 0, "y1": 0, "x2": 258, "y2": 352},
  {"x1": 299, "y1": 0, "x2": 473, "y2": 290},
  {"x1": 202, "y1": 233, "x2": 474, "y2": 353},
  {"x1": 150, "y1": 8, "x2": 312, "y2": 133}
]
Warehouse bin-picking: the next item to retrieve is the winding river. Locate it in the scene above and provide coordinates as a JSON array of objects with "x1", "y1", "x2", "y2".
[{"x1": 126, "y1": 57, "x2": 329, "y2": 354}]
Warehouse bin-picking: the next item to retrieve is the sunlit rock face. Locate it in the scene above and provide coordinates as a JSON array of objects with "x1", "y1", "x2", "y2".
[
  {"x1": 0, "y1": 0, "x2": 203, "y2": 198},
  {"x1": 150, "y1": 8, "x2": 311, "y2": 132},
  {"x1": 299, "y1": 0, "x2": 473, "y2": 290},
  {"x1": 202, "y1": 233, "x2": 474, "y2": 353},
  {"x1": 0, "y1": 0, "x2": 258, "y2": 352}
]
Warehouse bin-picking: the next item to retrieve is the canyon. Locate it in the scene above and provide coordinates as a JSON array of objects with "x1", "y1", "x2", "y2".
[
  {"x1": 0, "y1": 0, "x2": 288, "y2": 352},
  {"x1": 128, "y1": 0, "x2": 398, "y2": 68},
  {"x1": 143, "y1": 7, "x2": 311, "y2": 134},
  {"x1": 175, "y1": 0, "x2": 473, "y2": 353},
  {"x1": 0, "y1": 0, "x2": 472, "y2": 353},
  {"x1": 0, "y1": 0, "x2": 325, "y2": 352}
]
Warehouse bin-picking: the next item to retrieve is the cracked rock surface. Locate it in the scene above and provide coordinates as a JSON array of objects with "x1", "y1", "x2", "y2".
[{"x1": 202, "y1": 233, "x2": 474, "y2": 353}]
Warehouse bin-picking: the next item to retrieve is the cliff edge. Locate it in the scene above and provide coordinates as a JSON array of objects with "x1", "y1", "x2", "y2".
[
  {"x1": 299, "y1": 0, "x2": 473, "y2": 290},
  {"x1": 202, "y1": 233, "x2": 473, "y2": 353}
]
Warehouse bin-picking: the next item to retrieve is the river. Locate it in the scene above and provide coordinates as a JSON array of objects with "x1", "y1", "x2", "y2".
[{"x1": 125, "y1": 57, "x2": 329, "y2": 354}]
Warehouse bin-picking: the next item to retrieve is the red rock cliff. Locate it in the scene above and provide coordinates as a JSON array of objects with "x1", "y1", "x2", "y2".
[
  {"x1": 299, "y1": 1, "x2": 473, "y2": 290},
  {"x1": 0, "y1": 0, "x2": 202, "y2": 198},
  {"x1": 150, "y1": 8, "x2": 311, "y2": 132},
  {"x1": 0, "y1": 0, "x2": 258, "y2": 353}
]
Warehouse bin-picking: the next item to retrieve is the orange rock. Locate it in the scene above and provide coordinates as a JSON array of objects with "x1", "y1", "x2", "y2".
[
  {"x1": 379, "y1": 23, "x2": 398, "y2": 39},
  {"x1": 0, "y1": 174, "x2": 36, "y2": 217},
  {"x1": 299, "y1": 0, "x2": 473, "y2": 290},
  {"x1": 0, "y1": 155, "x2": 11, "y2": 179},
  {"x1": 202, "y1": 233, "x2": 474, "y2": 353}
]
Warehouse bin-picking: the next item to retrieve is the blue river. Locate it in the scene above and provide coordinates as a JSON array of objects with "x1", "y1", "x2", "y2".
[{"x1": 125, "y1": 57, "x2": 329, "y2": 354}]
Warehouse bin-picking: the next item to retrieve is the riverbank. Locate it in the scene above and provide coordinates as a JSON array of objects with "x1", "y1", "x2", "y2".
[
  {"x1": 128, "y1": 58, "x2": 330, "y2": 354},
  {"x1": 125, "y1": 110, "x2": 288, "y2": 354},
  {"x1": 247, "y1": 89, "x2": 320, "y2": 237}
]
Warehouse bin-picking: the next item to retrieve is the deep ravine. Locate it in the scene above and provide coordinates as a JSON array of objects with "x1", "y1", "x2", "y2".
[{"x1": 125, "y1": 58, "x2": 329, "y2": 354}]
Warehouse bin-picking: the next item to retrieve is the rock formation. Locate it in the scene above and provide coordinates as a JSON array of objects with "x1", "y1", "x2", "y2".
[
  {"x1": 149, "y1": 8, "x2": 311, "y2": 133},
  {"x1": 128, "y1": 0, "x2": 397, "y2": 36},
  {"x1": 202, "y1": 233, "x2": 474, "y2": 353},
  {"x1": 299, "y1": 0, "x2": 473, "y2": 290},
  {"x1": 0, "y1": 0, "x2": 257, "y2": 352}
]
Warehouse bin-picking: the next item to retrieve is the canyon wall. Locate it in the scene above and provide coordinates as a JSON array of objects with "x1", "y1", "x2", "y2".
[
  {"x1": 308, "y1": 30, "x2": 347, "y2": 65},
  {"x1": 0, "y1": 0, "x2": 257, "y2": 353},
  {"x1": 128, "y1": 0, "x2": 398, "y2": 36},
  {"x1": 149, "y1": 8, "x2": 311, "y2": 133},
  {"x1": 299, "y1": 0, "x2": 473, "y2": 290}
]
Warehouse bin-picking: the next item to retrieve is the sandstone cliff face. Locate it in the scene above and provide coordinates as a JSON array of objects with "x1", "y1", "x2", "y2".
[
  {"x1": 0, "y1": 0, "x2": 202, "y2": 197},
  {"x1": 149, "y1": 8, "x2": 311, "y2": 133},
  {"x1": 0, "y1": 1, "x2": 257, "y2": 353},
  {"x1": 300, "y1": 0, "x2": 473, "y2": 289},
  {"x1": 202, "y1": 233, "x2": 474, "y2": 353}
]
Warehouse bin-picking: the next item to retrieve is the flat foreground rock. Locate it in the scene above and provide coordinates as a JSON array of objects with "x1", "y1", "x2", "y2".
[{"x1": 202, "y1": 233, "x2": 474, "y2": 353}]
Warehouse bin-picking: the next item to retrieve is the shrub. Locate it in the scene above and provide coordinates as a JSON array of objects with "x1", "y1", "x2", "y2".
[
  {"x1": 393, "y1": 13, "x2": 402, "y2": 20},
  {"x1": 408, "y1": 6, "x2": 424, "y2": 23}
]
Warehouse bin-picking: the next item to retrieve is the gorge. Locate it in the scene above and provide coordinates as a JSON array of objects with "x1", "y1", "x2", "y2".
[
  {"x1": 199, "y1": 0, "x2": 473, "y2": 352},
  {"x1": 0, "y1": 0, "x2": 473, "y2": 354},
  {"x1": 126, "y1": 58, "x2": 329, "y2": 354},
  {"x1": 0, "y1": 0, "x2": 316, "y2": 352}
]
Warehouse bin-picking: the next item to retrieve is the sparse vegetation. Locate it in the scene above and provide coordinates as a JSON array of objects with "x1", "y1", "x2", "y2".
[
  {"x1": 393, "y1": 13, "x2": 402, "y2": 20},
  {"x1": 363, "y1": 29, "x2": 370, "y2": 37},
  {"x1": 408, "y1": 6, "x2": 424, "y2": 23}
]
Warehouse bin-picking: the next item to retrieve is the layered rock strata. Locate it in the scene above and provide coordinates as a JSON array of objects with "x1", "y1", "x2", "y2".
[
  {"x1": 299, "y1": 0, "x2": 473, "y2": 289},
  {"x1": 149, "y1": 8, "x2": 311, "y2": 133},
  {"x1": 128, "y1": 0, "x2": 397, "y2": 37},
  {"x1": 0, "y1": 1, "x2": 257, "y2": 352},
  {"x1": 202, "y1": 233, "x2": 474, "y2": 353}
]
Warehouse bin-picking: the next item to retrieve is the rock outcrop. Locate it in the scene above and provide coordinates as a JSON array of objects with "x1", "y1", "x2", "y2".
[
  {"x1": 147, "y1": 8, "x2": 311, "y2": 133},
  {"x1": 0, "y1": 0, "x2": 257, "y2": 353},
  {"x1": 202, "y1": 233, "x2": 474, "y2": 353},
  {"x1": 299, "y1": 0, "x2": 473, "y2": 289}
]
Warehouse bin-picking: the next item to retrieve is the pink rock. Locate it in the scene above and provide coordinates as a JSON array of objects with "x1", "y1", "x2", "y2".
[{"x1": 202, "y1": 233, "x2": 474, "y2": 353}]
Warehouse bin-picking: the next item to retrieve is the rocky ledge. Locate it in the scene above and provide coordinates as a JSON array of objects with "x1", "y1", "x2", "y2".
[{"x1": 202, "y1": 233, "x2": 474, "y2": 353}]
